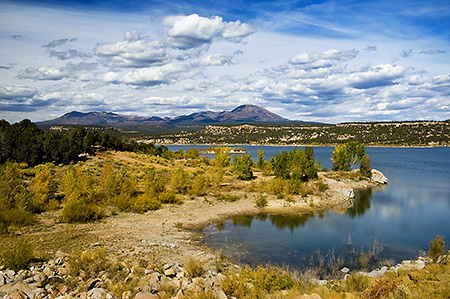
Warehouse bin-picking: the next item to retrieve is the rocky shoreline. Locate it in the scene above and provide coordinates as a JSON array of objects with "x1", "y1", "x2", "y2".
[{"x1": 0, "y1": 249, "x2": 432, "y2": 299}]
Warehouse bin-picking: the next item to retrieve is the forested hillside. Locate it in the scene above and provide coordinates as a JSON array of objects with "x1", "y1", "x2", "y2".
[
  {"x1": 0, "y1": 119, "x2": 167, "y2": 166},
  {"x1": 149, "y1": 121, "x2": 450, "y2": 146}
]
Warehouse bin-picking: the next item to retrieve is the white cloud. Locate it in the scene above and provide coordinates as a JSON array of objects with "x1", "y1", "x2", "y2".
[
  {"x1": 17, "y1": 66, "x2": 69, "y2": 81},
  {"x1": 16, "y1": 63, "x2": 98, "y2": 81},
  {"x1": 105, "y1": 64, "x2": 188, "y2": 86},
  {"x1": 95, "y1": 39, "x2": 167, "y2": 68},
  {"x1": 0, "y1": 85, "x2": 38, "y2": 100},
  {"x1": 347, "y1": 64, "x2": 406, "y2": 89},
  {"x1": 164, "y1": 14, "x2": 255, "y2": 49}
]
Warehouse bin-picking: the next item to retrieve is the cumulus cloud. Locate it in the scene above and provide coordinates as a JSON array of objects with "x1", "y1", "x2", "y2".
[
  {"x1": 104, "y1": 64, "x2": 187, "y2": 86},
  {"x1": 42, "y1": 38, "x2": 77, "y2": 48},
  {"x1": 95, "y1": 38, "x2": 167, "y2": 68},
  {"x1": 0, "y1": 85, "x2": 38, "y2": 101},
  {"x1": 164, "y1": 14, "x2": 255, "y2": 49},
  {"x1": 0, "y1": 85, "x2": 54, "y2": 112},
  {"x1": 17, "y1": 63, "x2": 97, "y2": 81},
  {"x1": 17, "y1": 66, "x2": 69, "y2": 81},
  {"x1": 347, "y1": 64, "x2": 405, "y2": 89}
]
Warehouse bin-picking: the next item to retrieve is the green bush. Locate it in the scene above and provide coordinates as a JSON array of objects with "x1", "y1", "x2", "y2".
[
  {"x1": 429, "y1": 235, "x2": 448, "y2": 263},
  {"x1": 69, "y1": 248, "x2": 110, "y2": 279},
  {"x1": 132, "y1": 194, "x2": 161, "y2": 213},
  {"x1": 255, "y1": 195, "x2": 268, "y2": 208},
  {"x1": 232, "y1": 154, "x2": 253, "y2": 180},
  {"x1": 184, "y1": 256, "x2": 205, "y2": 278},
  {"x1": 189, "y1": 174, "x2": 210, "y2": 196},
  {"x1": 1, "y1": 237, "x2": 34, "y2": 271},
  {"x1": 345, "y1": 274, "x2": 370, "y2": 292},
  {"x1": 0, "y1": 208, "x2": 34, "y2": 233},
  {"x1": 222, "y1": 265, "x2": 295, "y2": 299},
  {"x1": 158, "y1": 189, "x2": 181, "y2": 204},
  {"x1": 61, "y1": 200, "x2": 104, "y2": 223},
  {"x1": 217, "y1": 193, "x2": 240, "y2": 202}
]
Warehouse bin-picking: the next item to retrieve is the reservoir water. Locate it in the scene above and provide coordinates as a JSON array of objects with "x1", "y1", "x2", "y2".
[{"x1": 167, "y1": 145, "x2": 450, "y2": 269}]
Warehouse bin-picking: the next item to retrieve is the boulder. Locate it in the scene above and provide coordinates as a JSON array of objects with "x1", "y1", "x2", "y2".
[
  {"x1": 371, "y1": 169, "x2": 388, "y2": 184},
  {"x1": 87, "y1": 288, "x2": 108, "y2": 299},
  {"x1": 366, "y1": 266, "x2": 388, "y2": 278},
  {"x1": 340, "y1": 267, "x2": 350, "y2": 274}
]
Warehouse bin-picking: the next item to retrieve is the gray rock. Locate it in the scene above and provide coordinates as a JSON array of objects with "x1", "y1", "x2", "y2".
[
  {"x1": 340, "y1": 267, "x2": 350, "y2": 274},
  {"x1": 215, "y1": 289, "x2": 228, "y2": 299},
  {"x1": 42, "y1": 267, "x2": 54, "y2": 277},
  {"x1": 367, "y1": 266, "x2": 387, "y2": 278},
  {"x1": 164, "y1": 267, "x2": 176, "y2": 278},
  {"x1": 0, "y1": 274, "x2": 5, "y2": 286},
  {"x1": 87, "y1": 288, "x2": 108, "y2": 299}
]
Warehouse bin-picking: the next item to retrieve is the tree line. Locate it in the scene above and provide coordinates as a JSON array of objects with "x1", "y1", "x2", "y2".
[{"x1": 0, "y1": 119, "x2": 168, "y2": 166}]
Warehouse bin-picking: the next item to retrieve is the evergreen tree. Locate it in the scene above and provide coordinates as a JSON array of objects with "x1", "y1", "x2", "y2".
[
  {"x1": 10, "y1": 119, "x2": 44, "y2": 166},
  {"x1": 359, "y1": 154, "x2": 372, "y2": 178},
  {"x1": 304, "y1": 146, "x2": 318, "y2": 180}
]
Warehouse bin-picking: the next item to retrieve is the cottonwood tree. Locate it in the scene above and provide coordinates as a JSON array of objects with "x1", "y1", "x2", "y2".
[
  {"x1": 30, "y1": 163, "x2": 58, "y2": 212},
  {"x1": 232, "y1": 154, "x2": 254, "y2": 180},
  {"x1": 332, "y1": 142, "x2": 371, "y2": 177},
  {"x1": 213, "y1": 147, "x2": 231, "y2": 168},
  {"x1": 331, "y1": 144, "x2": 351, "y2": 171}
]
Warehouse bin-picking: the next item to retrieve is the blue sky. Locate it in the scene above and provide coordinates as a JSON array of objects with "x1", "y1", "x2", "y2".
[{"x1": 1, "y1": 0, "x2": 449, "y2": 123}]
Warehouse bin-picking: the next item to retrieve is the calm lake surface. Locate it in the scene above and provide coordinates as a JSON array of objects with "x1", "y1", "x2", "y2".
[{"x1": 167, "y1": 145, "x2": 450, "y2": 268}]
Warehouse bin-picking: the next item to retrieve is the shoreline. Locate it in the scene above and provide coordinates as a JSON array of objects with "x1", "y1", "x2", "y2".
[
  {"x1": 160, "y1": 142, "x2": 449, "y2": 149},
  {"x1": 5, "y1": 167, "x2": 445, "y2": 298}
]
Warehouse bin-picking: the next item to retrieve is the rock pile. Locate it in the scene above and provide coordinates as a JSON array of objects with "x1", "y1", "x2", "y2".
[{"x1": 0, "y1": 251, "x2": 230, "y2": 299}]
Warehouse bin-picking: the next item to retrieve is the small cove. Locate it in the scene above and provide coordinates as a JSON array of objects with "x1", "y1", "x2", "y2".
[{"x1": 167, "y1": 145, "x2": 450, "y2": 270}]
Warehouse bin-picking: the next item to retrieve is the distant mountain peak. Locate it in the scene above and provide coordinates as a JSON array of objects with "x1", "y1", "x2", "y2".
[{"x1": 37, "y1": 105, "x2": 294, "y2": 128}]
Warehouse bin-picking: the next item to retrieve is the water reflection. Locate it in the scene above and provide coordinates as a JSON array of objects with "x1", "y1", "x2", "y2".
[
  {"x1": 269, "y1": 213, "x2": 314, "y2": 233},
  {"x1": 232, "y1": 215, "x2": 256, "y2": 227},
  {"x1": 221, "y1": 187, "x2": 381, "y2": 234},
  {"x1": 346, "y1": 188, "x2": 373, "y2": 218}
]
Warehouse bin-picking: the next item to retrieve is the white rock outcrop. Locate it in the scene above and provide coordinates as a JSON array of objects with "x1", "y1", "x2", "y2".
[{"x1": 371, "y1": 169, "x2": 388, "y2": 184}]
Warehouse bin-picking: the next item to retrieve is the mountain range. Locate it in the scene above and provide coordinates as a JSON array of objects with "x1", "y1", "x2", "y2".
[{"x1": 37, "y1": 105, "x2": 294, "y2": 128}]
